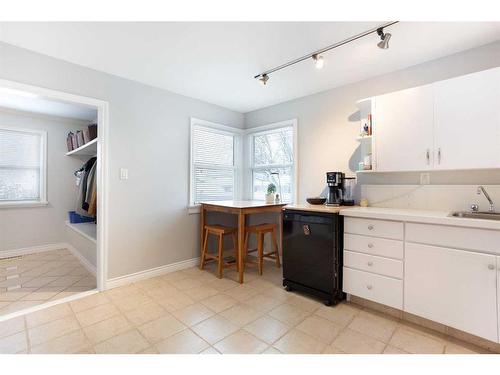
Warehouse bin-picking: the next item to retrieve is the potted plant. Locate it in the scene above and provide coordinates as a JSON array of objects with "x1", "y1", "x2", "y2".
[{"x1": 266, "y1": 183, "x2": 277, "y2": 203}]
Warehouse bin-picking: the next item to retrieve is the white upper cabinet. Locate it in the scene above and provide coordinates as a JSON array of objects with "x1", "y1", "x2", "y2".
[
  {"x1": 433, "y1": 68, "x2": 500, "y2": 170},
  {"x1": 374, "y1": 85, "x2": 434, "y2": 172},
  {"x1": 368, "y1": 67, "x2": 500, "y2": 172},
  {"x1": 405, "y1": 243, "x2": 498, "y2": 342}
]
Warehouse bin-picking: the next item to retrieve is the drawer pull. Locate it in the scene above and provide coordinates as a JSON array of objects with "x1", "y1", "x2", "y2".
[
  {"x1": 367, "y1": 243, "x2": 374, "y2": 248},
  {"x1": 367, "y1": 225, "x2": 374, "y2": 230},
  {"x1": 367, "y1": 261, "x2": 373, "y2": 266},
  {"x1": 488, "y1": 264, "x2": 495, "y2": 270},
  {"x1": 366, "y1": 285, "x2": 373, "y2": 290}
]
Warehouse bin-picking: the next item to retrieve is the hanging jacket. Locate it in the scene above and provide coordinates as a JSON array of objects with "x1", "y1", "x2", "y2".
[{"x1": 75, "y1": 157, "x2": 97, "y2": 217}]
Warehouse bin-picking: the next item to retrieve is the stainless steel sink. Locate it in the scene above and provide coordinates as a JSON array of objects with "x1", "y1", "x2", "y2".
[{"x1": 449, "y1": 211, "x2": 500, "y2": 221}]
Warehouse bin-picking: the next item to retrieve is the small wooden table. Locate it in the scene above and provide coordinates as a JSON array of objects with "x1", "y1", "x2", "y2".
[{"x1": 200, "y1": 200, "x2": 287, "y2": 283}]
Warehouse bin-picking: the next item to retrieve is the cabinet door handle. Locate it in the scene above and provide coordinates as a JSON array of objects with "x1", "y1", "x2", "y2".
[
  {"x1": 426, "y1": 149, "x2": 430, "y2": 165},
  {"x1": 367, "y1": 225, "x2": 374, "y2": 231},
  {"x1": 367, "y1": 243, "x2": 374, "y2": 248},
  {"x1": 488, "y1": 264, "x2": 495, "y2": 270},
  {"x1": 366, "y1": 285, "x2": 373, "y2": 290},
  {"x1": 438, "y1": 148, "x2": 442, "y2": 164},
  {"x1": 367, "y1": 261, "x2": 373, "y2": 266}
]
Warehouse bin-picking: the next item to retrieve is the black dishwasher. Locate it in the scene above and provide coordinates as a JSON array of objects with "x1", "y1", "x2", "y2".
[{"x1": 282, "y1": 209, "x2": 344, "y2": 306}]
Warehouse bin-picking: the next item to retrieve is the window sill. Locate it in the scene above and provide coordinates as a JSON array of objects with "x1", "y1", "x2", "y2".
[
  {"x1": 0, "y1": 200, "x2": 49, "y2": 209},
  {"x1": 188, "y1": 205, "x2": 201, "y2": 215}
]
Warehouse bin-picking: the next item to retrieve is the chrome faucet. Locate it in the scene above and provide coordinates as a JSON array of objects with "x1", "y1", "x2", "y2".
[{"x1": 477, "y1": 186, "x2": 495, "y2": 213}]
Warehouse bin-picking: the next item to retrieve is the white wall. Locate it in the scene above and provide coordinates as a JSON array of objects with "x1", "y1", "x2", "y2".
[
  {"x1": 0, "y1": 108, "x2": 87, "y2": 252},
  {"x1": 244, "y1": 40, "x2": 500, "y2": 205},
  {"x1": 0, "y1": 41, "x2": 244, "y2": 279}
]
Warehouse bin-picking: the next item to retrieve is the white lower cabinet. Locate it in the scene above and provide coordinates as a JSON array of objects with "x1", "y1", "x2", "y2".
[
  {"x1": 498, "y1": 256, "x2": 500, "y2": 342},
  {"x1": 405, "y1": 242, "x2": 498, "y2": 342},
  {"x1": 343, "y1": 267, "x2": 403, "y2": 309}
]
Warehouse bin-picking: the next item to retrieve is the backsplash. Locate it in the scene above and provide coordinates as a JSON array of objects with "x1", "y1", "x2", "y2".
[{"x1": 360, "y1": 184, "x2": 500, "y2": 212}]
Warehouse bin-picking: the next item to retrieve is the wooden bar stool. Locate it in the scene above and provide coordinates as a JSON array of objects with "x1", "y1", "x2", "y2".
[
  {"x1": 243, "y1": 223, "x2": 281, "y2": 275},
  {"x1": 200, "y1": 224, "x2": 238, "y2": 278}
]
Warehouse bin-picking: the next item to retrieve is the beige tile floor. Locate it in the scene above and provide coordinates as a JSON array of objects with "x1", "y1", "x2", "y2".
[
  {"x1": 0, "y1": 261, "x2": 490, "y2": 354},
  {"x1": 0, "y1": 249, "x2": 96, "y2": 316}
]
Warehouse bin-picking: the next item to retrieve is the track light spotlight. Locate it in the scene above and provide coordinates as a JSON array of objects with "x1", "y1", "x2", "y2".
[
  {"x1": 253, "y1": 22, "x2": 397, "y2": 83},
  {"x1": 258, "y1": 74, "x2": 269, "y2": 86},
  {"x1": 377, "y1": 27, "x2": 391, "y2": 49},
  {"x1": 312, "y1": 54, "x2": 325, "y2": 69}
]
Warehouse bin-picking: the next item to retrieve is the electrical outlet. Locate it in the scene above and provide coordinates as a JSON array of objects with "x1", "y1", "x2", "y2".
[
  {"x1": 120, "y1": 168, "x2": 129, "y2": 180},
  {"x1": 420, "y1": 173, "x2": 430, "y2": 185}
]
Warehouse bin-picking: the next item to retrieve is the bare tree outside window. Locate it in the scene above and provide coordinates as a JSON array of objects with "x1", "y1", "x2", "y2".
[{"x1": 252, "y1": 127, "x2": 294, "y2": 203}]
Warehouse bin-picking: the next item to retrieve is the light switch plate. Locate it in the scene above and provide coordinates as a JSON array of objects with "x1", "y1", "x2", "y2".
[
  {"x1": 420, "y1": 173, "x2": 430, "y2": 185},
  {"x1": 120, "y1": 168, "x2": 128, "y2": 180}
]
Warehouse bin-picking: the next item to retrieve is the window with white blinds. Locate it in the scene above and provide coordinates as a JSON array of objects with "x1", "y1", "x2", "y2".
[
  {"x1": 190, "y1": 121, "x2": 238, "y2": 205},
  {"x1": 0, "y1": 127, "x2": 46, "y2": 204},
  {"x1": 249, "y1": 123, "x2": 296, "y2": 203}
]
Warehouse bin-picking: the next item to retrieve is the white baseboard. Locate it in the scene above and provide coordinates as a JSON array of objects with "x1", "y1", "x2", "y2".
[
  {"x1": 64, "y1": 243, "x2": 97, "y2": 276},
  {"x1": 106, "y1": 257, "x2": 200, "y2": 290},
  {"x1": 0, "y1": 289, "x2": 98, "y2": 322},
  {"x1": 0, "y1": 243, "x2": 67, "y2": 259}
]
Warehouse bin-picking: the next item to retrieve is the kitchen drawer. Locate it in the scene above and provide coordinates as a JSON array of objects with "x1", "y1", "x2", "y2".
[
  {"x1": 345, "y1": 217, "x2": 403, "y2": 240},
  {"x1": 343, "y1": 267, "x2": 403, "y2": 309},
  {"x1": 344, "y1": 250, "x2": 403, "y2": 279},
  {"x1": 406, "y1": 223, "x2": 500, "y2": 254},
  {"x1": 344, "y1": 233, "x2": 403, "y2": 259}
]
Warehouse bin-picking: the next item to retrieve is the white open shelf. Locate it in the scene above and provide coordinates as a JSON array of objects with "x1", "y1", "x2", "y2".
[
  {"x1": 66, "y1": 138, "x2": 97, "y2": 156},
  {"x1": 356, "y1": 135, "x2": 373, "y2": 141},
  {"x1": 66, "y1": 221, "x2": 97, "y2": 243}
]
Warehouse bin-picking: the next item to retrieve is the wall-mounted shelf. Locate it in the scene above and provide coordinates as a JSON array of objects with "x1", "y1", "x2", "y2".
[
  {"x1": 356, "y1": 135, "x2": 372, "y2": 141},
  {"x1": 356, "y1": 98, "x2": 375, "y2": 172},
  {"x1": 66, "y1": 138, "x2": 97, "y2": 156},
  {"x1": 66, "y1": 221, "x2": 97, "y2": 243}
]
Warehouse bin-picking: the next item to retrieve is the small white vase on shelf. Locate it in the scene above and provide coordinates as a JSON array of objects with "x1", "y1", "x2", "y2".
[{"x1": 265, "y1": 194, "x2": 274, "y2": 204}]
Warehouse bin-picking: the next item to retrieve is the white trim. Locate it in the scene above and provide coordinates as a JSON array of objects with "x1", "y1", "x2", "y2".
[
  {"x1": 65, "y1": 243, "x2": 97, "y2": 276},
  {"x1": 0, "y1": 289, "x2": 98, "y2": 322},
  {"x1": 188, "y1": 204, "x2": 201, "y2": 215},
  {"x1": 245, "y1": 118, "x2": 298, "y2": 204},
  {"x1": 106, "y1": 257, "x2": 200, "y2": 289},
  {"x1": 189, "y1": 117, "x2": 243, "y2": 207},
  {"x1": 0, "y1": 200, "x2": 48, "y2": 208},
  {"x1": 0, "y1": 243, "x2": 67, "y2": 259},
  {"x1": 0, "y1": 78, "x2": 110, "y2": 293},
  {"x1": 190, "y1": 118, "x2": 244, "y2": 135},
  {"x1": 243, "y1": 118, "x2": 298, "y2": 136}
]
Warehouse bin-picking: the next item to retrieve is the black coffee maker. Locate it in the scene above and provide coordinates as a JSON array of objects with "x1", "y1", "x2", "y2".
[{"x1": 326, "y1": 172, "x2": 345, "y2": 206}]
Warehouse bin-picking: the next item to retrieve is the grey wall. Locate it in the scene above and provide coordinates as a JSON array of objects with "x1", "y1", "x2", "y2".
[
  {"x1": 244, "y1": 41, "x2": 500, "y2": 203},
  {"x1": 0, "y1": 108, "x2": 87, "y2": 251},
  {"x1": 0, "y1": 42, "x2": 244, "y2": 279},
  {"x1": 3, "y1": 38, "x2": 500, "y2": 281}
]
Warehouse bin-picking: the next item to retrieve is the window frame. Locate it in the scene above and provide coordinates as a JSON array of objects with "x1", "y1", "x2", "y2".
[
  {"x1": 0, "y1": 125, "x2": 48, "y2": 208},
  {"x1": 189, "y1": 118, "x2": 242, "y2": 211},
  {"x1": 246, "y1": 119, "x2": 298, "y2": 204}
]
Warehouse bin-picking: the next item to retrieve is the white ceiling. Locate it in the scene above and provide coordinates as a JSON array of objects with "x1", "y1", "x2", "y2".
[
  {"x1": 1, "y1": 22, "x2": 500, "y2": 113},
  {"x1": 0, "y1": 87, "x2": 97, "y2": 121}
]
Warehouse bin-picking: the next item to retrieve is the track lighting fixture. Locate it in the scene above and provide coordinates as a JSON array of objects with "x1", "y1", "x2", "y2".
[
  {"x1": 312, "y1": 54, "x2": 324, "y2": 69},
  {"x1": 254, "y1": 21, "x2": 398, "y2": 85},
  {"x1": 377, "y1": 27, "x2": 391, "y2": 49},
  {"x1": 258, "y1": 74, "x2": 269, "y2": 86}
]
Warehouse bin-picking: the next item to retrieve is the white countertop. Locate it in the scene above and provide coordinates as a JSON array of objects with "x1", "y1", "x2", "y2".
[
  {"x1": 339, "y1": 207, "x2": 500, "y2": 230},
  {"x1": 284, "y1": 204, "x2": 355, "y2": 214}
]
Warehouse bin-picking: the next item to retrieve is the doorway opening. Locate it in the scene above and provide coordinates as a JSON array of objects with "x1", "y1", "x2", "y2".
[{"x1": 0, "y1": 80, "x2": 108, "y2": 320}]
